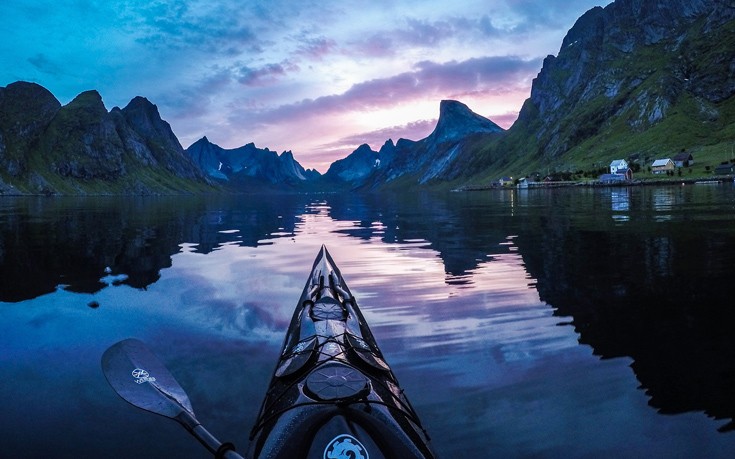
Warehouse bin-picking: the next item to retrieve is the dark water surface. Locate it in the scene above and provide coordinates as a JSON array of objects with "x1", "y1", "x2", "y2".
[{"x1": 2, "y1": 186, "x2": 735, "y2": 458}]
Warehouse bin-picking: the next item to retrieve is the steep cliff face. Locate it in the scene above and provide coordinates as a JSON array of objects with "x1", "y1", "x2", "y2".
[
  {"x1": 120, "y1": 97, "x2": 203, "y2": 179},
  {"x1": 515, "y1": 0, "x2": 735, "y2": 160},
  {"x1": 0, "y1": 82, "x2": 61, "y2": 178},
  {"x1": 428, "y1": 100, "x2": 503, "y2": 144},
  {"x1": 37, "y1": 90, "x2": 126, "y2": 180},
  {"x1": 0, "y1": 82, "x2": 208, "y2": 195}
]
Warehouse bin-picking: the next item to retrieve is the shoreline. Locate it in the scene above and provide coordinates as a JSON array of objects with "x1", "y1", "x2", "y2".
[{"x1": 453, "y1": 175, "x2": 735, "y2": 192}]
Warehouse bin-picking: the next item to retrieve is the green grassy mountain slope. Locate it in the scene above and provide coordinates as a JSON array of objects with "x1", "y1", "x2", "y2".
[
  {"x1": 0, "y1": 82, "x2": 212, "y2": 195},
  {"x1": 460, "y1": 0, "x2": 735, "y2": 185}
]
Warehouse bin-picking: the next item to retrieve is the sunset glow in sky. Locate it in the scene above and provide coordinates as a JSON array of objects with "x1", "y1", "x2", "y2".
[{"x1": 2, "y1": 0, "x2": 606, "y2": 171}]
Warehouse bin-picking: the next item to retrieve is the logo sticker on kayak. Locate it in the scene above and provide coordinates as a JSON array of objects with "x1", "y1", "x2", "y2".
[
  {"x1": 132, "y1": 368, "x2": 156, "y2": 384},
  {"x1": 324, "y1": 434, "x2": 368, "y2": 459}
]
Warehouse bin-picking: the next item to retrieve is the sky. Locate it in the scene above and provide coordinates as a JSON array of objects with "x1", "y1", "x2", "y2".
[{"x1": 2, "y1": 0, "x2": 607, "y2": 172}]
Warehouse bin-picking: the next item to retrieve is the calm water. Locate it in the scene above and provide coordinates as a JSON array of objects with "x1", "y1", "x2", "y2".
[{"x1": 2, "y1": 186, "x2": 735, "y2": 458}]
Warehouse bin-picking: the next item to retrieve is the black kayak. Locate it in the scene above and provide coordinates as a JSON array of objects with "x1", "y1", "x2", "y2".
[
  {"x1": 246, "y1": 245, "x2": 435, "y2": 459},
  {"x1": 101, "y1": 245, "x2": 434, "y2": 459}
]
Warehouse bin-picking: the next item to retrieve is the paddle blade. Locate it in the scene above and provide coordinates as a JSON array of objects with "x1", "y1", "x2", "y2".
[{"x1": 102, "y1": 338, "x2": 196, "y2": 420}]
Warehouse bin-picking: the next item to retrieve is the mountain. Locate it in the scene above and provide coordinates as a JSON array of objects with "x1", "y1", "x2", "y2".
[
  {"x1": 324, "y1": 100, "x2": 504, "y2": 189},
  {"x1": 323, "y1": 143, "x2": 382, "y2": 185},
  {"x1": 4, "y1": 0, "x2": 734, "y2": 194},
  {"x1": 0, "y1": 82, "x2": 61, "y2": 183},
  {"x1": 460, "y1": 0, "x2": 735, "y2": 182},
  {"x1": 185, "y1": 136, "x2": 319, "y2": 190},
  {"x1": 213, "y1": 0, "x2": 734, "y2": 189},
  {"x1": 0, "y1": 82, "x2": 210, "y2": 195}
]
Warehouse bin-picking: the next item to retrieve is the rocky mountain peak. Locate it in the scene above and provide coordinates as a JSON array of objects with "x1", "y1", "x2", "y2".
[
  {"x1": 121, "y1": 95, "x2": 183, "y2": 153},
  {"x1": 429, "y1": 100, "x2": 503, "y2": 145},
  {"x1": 0, "y1": 82, "x2": 62, "y2": 179},
  {"x1": 190, "y1": 136, "x2": 212, "y2": 148},
  {"x1": 67, "y1": 90, "x2": 108, "y2": 117},
  {"x1": 378, "y1": 139, "x2": 396, "y2": 158},
  {"x1": 323, "y1": 143, "x2": 380, "y2": 183},
  {"x1": 353, "y1": 143, "x2": 374, "y2": 155},
  {"x1": 1, "y1": 81, "x2": 61, "y2": 117}
]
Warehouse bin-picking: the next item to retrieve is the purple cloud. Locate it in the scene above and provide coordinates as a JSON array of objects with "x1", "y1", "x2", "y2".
[
  {"x1": 237, "y1": 60, "x2": 299, "y2": 86},
  {"x1": 232, "y1": 54, "x2": 540, "y2": 126},
  {"x1": 349, "y1": 19, "x2": 455, "y2": 58},
  {"x1": 294, "y1": 36, "x2": 338, "y2": 60},
  {"x1": 489, "y1": 111, "x2": 522, "y2": 128},
  {"x1": 348, "y1": 15, "x2": 503, "y2": 58},
  {"x1": 320, "y1": 119, "x2": 437, "y2": 151}
]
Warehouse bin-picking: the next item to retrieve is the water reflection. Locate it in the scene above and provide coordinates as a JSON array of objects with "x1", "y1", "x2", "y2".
[
  {"x1": 518, "y1": 186, "x2": 735, "y2": 433},
  {"x1": 0, "y1": 195, "x2": 316, "y2": 302},
  {"x1": 610, "y1": 188, "x2": 630, "y2": 223},
  {"x1": 651, "y1": 186, "x2": 677, "y2": 221},
  {"x1": 2, "y1": 187, "x2": 735, "y2": 457}
]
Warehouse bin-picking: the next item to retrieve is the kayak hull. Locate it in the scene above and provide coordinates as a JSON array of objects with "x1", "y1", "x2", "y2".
[{"x1": 247, "y1": 246, "x2": 434, "y2": 459}]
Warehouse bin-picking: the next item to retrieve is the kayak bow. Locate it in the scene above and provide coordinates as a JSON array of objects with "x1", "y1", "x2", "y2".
[{"x1": 247, "y1": 245, "x2": 435, "y2": 459}]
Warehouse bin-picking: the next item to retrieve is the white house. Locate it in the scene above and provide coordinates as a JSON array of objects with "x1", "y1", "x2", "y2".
[
  {"x1": 609, "y1": 159, "x2": 628, "y2": 174},
  {"x1": 517, "y1": 177, "x2": 534, "y2": 189}
]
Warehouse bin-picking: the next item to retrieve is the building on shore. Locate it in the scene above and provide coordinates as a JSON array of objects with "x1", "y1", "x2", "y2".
[{"x1": 651, "y1": 158, "x2": 675, "y2": 174}]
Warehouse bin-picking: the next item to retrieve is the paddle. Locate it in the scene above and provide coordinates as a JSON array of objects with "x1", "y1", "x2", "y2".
[{"x1": 101, "y1": 338, "x2": 244, "y2": 459}]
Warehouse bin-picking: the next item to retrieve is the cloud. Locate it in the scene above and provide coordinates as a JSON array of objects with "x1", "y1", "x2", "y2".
[
  {"x1": 117, "y1": 0, "x2": 263, "y2": 56},
  {"x1": 489, "y1": 111, "x2": 521, "y2": 128},
  {"x1": 158, "y1": 67, "x2": 234, "y2": 119},
  {"x1": 401, "y1": 17, "x2": 458, "y2": 46},
  {"x1": 313, "y1": 109, "x2": 521, "y2": 158},
  {"x1": 230, "y1": 55, "x2": 541, "y2": 127},
  {"x1": 345, "y1": 9, "x2": 570, "y2": 59},
  {"x1": 503, "y1": 0, "x2": 608, "y2": 32},
  {"x1": 237, "y1": 60, "x2": 300, "y2": 86},
  {"x1": 348, "y1": 16, "x2": 493, "y2": 58},
  {"x1": 27, "y1": 54, "x2": 62, "y2": 76},
  {"x1": 293, "y1": 35, "x2": 338, "y2": 60},
  {"x1": 320, "y1": 119, "x2": 437, "y2": 152}
]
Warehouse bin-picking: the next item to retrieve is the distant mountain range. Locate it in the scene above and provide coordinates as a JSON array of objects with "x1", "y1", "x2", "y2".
[
  {"x1": 185, "y1": 137, "x2": 320, "y2": 191},
  {"x1": 1, "y1": 0, "x2": 733, "y2": 195},
  {"x1": 320, "y1": 100, "x2": 503, "y2": 189},
  {"x1": 182, "y1": 99, "x2": 502, "y2": 191}
]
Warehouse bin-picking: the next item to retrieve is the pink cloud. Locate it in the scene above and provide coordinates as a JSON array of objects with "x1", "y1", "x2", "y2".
[
  {"x1": 295, "y1": 36, "x2": 338, "y2": 60},
  {"x1": 319, "y1": 119, "x2": 437, "y2": 151},
  {"x1": 229, "y1": 55, "x2": 541, "y2": 127},
  {"x1": 490, "y1": 111, "x2": 521, "y2": 129}
]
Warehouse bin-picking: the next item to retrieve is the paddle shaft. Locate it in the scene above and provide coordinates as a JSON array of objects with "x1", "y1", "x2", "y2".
[{"x1": 177, "y1": 410, "x2": 244, "y2": 459}]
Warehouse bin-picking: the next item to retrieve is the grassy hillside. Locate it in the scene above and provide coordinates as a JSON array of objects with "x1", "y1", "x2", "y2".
[{"x1": 456, "y1": 10, "x2": 735, "y2": 186}]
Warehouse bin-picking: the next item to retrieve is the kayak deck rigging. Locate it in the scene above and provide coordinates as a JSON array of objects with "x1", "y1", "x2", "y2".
[{"x1": 247, "y1": 245, "x2": 435, "y2": 459}]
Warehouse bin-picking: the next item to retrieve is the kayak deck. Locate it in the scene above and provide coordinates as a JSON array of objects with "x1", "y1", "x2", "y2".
[{"x1": 247, "y1": 245, "x2": 434, "y2": 459}]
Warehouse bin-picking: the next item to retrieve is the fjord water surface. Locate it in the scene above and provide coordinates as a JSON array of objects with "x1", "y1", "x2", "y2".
[{"x1": 1, "y1": 186, "x2": 735, "y2": 458}]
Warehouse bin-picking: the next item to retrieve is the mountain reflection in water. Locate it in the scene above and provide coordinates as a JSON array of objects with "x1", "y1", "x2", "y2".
[{"x1": 1, "y1": 186, "x2": 735, "y2": 458}]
